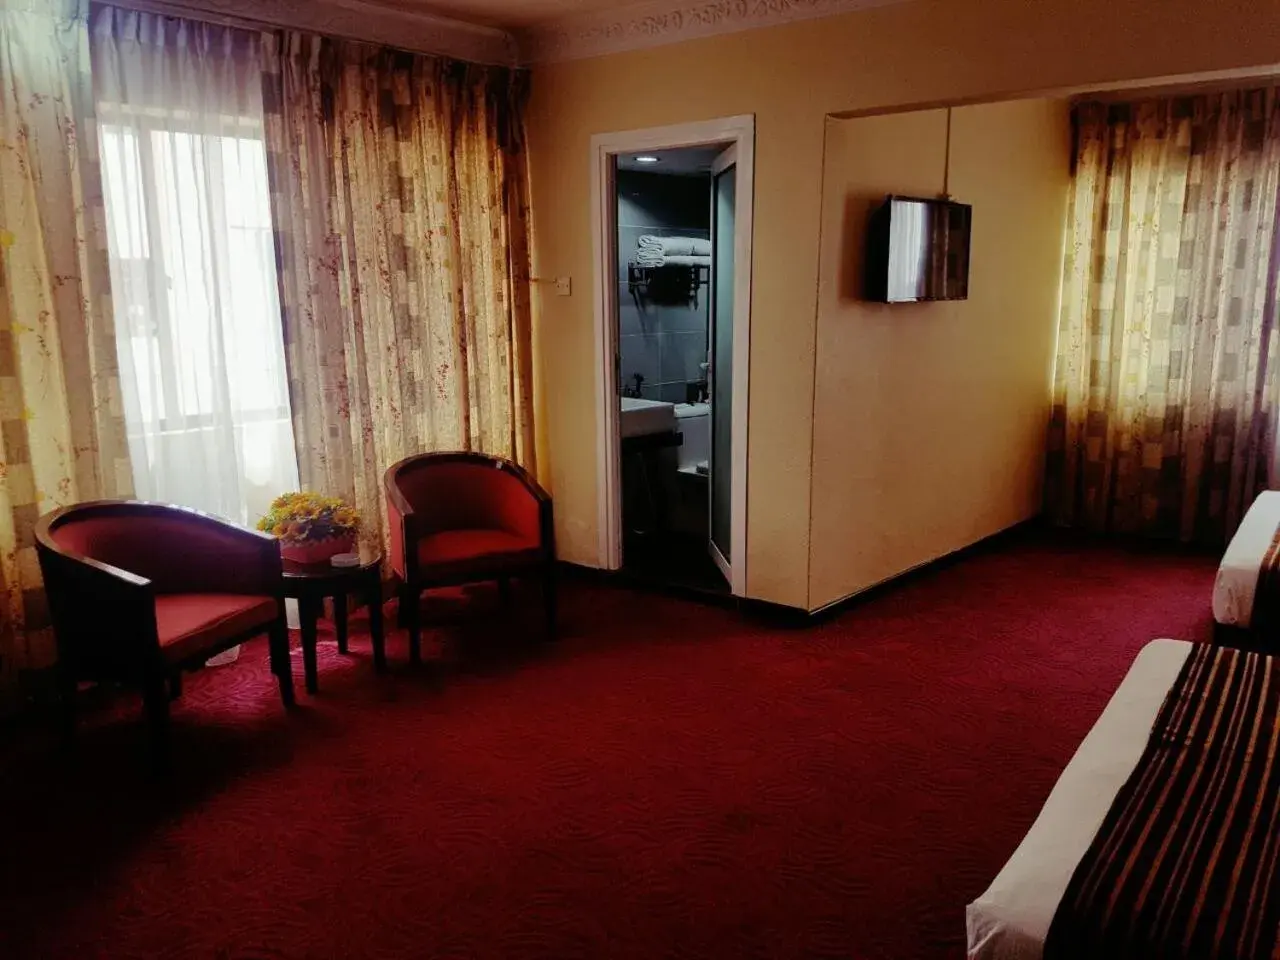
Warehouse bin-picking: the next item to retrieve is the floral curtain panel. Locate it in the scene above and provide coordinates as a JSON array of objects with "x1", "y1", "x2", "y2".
[
  {"x1": 1046, "y1": 92, "x2": 1280, "y2": 545},
  {"x1": 261, "y1": 35, "x2": 536, "y2": 553},
  {"x1": 0, "y1": 0, "x2": 132, "y2": 703}
]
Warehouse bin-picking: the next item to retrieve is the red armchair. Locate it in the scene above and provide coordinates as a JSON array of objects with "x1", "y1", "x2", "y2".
[
  {"x1": 35, "y1": 500, "x2": 293, "y2": 763},
  {"x1": 385, "y1": 452, "x2": 555, "y2": 662}
]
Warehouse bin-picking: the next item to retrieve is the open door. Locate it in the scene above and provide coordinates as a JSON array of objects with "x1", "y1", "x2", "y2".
[{"x1": 708, "y1": 144, "x2": 737, "y2": 582}]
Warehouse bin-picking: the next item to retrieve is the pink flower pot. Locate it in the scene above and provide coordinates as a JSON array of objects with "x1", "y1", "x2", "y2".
[{"x1": 280, "y1": 534, "x2": 355, "y2": 565}]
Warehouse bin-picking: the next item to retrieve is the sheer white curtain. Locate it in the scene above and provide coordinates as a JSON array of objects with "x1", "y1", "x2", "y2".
[{"x1": 91, "y1": 8, "x2": 298, "y2": 527}]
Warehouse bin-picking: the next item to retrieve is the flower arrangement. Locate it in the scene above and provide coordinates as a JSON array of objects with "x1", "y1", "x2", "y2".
[{"x1": 257, "y1": 492, "x2": 359, "y2": 548}]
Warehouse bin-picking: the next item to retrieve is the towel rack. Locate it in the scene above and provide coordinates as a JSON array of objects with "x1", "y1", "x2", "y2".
[{"x1": 627, "y1": 262, "x2": 709, "y2": 310}]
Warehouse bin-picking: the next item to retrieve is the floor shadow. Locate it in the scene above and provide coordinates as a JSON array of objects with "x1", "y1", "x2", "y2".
[{"x1": 0, "y1": 707, "x2": 298, "y2": 913}]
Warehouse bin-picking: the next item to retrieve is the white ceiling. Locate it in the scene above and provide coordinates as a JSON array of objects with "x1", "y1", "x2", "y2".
[
  {"x1": 616, "y1": 145, "x2": 726, "y2": 175},
  {"x1": 357, "y1": 0, "x2": 636, "y2": 29}
]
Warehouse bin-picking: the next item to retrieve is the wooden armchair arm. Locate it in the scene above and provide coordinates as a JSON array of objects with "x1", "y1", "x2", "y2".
[
  {"x1": 500, "y1": 460, "x2": 552, "y2": 506},
  {"x1": 385, "y1": 469, "x2": 415, "y2": 580},
  {"x1": 499, "y1": 461, "x2": 555, "y2": 560},
  {"x1": 36, "y1": 544, "x2": 158, "y2": 677}
]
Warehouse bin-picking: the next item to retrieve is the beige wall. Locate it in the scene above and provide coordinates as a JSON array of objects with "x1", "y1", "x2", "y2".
[
  {"x1": 808, "y1": 100, "x2": 1069, "y2": 609},
  {"x1": 526, "y1": 0, "x2": 1280, "y2": 609}
]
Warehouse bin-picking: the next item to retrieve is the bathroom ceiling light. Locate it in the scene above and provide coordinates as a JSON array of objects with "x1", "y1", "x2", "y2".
[{"x1": 634, "y1": 155, "x2": 660, "y2": 163}]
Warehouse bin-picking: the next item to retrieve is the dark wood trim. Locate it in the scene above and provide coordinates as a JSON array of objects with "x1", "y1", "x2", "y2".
[
  {"x1": 283, "y1": 559, "x2": 385, "y2": 692},
  {"x1": 37, "y1": 498, "x2": 277, "y2": 552},
  {"x1": 384, "y1": 450, "x2": 552, "y2": 507},
  {"x1": 383, "y1": 462, "x2": 418, "y2": 527}
]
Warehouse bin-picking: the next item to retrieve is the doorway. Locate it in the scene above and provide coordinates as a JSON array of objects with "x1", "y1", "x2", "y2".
[{"x1": 590, "y1": 116, "x2": 754, "y2": 596}]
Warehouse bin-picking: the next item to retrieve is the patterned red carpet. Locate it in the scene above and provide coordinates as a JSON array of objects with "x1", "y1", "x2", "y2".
[{"x1": 0, "y1": 531, "x2": 1219, "y2": 959}]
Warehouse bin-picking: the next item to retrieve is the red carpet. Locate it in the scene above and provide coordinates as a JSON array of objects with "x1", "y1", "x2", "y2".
[{"x1": 0, "y1": 531, "x2": 1220, "y2": 959}]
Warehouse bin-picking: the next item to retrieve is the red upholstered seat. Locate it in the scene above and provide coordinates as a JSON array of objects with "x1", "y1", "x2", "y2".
[
  {"x1": 417, "y1": 528, "x2": 541, "y2": 575},
  {"x1": 155, "y1": 593, "x2": 279, "y2": 666}
]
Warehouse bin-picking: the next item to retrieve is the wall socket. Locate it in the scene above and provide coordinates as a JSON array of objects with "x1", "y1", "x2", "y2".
[{"x1": 555, "y1": 276, "x2": 572, "y2": 296}]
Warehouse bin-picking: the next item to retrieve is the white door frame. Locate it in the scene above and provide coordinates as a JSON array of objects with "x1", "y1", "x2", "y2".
[
  {"x1": 706, "y1": 141, "x2": 737, "y2": 585},
  {"x1": 589, "y1": 115, "x2": 755, "y2": 596}
]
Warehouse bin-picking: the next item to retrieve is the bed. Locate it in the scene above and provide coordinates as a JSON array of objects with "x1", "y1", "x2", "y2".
[
  {"x1": 965, "y1": 638, "x2": 1193, "y2": 960},
  {"x1": 1214, "y1": 490, "x2": 1280, "y2": 628}
]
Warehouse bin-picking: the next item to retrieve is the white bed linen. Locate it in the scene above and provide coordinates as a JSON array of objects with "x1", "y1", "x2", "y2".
[
  {"x1": 1214, "y1": 490, "x2": 1280, "y2": 627},
  {"x1": 965, "y1": 639, "x2": 1193, "y2": 960}
]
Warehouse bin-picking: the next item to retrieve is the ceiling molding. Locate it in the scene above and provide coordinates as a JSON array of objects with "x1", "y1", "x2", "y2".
[
  {"x1": 517, "y1": 0, "x2": 912, "y2": 64},
  {"x1": 108, "y1": 0, "x2": 519, "y2": 65}
]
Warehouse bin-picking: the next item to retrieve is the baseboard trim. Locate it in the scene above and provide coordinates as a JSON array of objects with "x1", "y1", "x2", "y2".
[
  {"x1": 804, "y1": 518, "x2": 1044, "y2": 621},
  {"x1": 559, "y1": 517, "x2": 1046, "y2": 626},
  {"x1": 557, "y1": 560, "x2": 740, "y2": 610}
]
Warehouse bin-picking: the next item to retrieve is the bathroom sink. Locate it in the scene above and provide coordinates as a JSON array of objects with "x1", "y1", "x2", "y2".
[{"x1": 620, "y1": 396, "x2": 677, "y2": 438}]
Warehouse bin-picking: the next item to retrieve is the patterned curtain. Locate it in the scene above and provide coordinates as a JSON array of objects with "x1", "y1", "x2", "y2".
[
  {"x1": 261, "y1": 33, "x2": 535, "y2": 552},
  {"x1": 1046, "y1": 92, "x2": 1280, "y2": 545},
  {"x1": 0, "y1": 0, "x2": 132, "y2": 704}
]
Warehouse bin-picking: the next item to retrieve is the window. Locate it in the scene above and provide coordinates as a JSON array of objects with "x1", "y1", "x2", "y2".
[{"x1": 99, "y1": 109, "x2": 298, "y2": 525}]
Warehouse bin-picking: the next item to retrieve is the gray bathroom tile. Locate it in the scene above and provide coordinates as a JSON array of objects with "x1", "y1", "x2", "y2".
[
  {"x1": 615, "y1": 169, "x2": 716, "y2": 356},
  {"x1": 639, "y1": 383, "x2": 662, "y2": 400},
  {"x1": 648, "y1": 225, "x2": 712, "y2": 240},
  {"x1": 617, "y1": 186, "x2": 661, "y2": 230},
  {"x1": 654, "y1": 300, "x2": 709, "y2": 335},
  {"x1": 616, "y1": 170, "x2": 712, "y2": 232},
  {"x1": 660, "y1": 330, "x2": 708, "y2": 384},
  {"x1": 628, "y1": 286, "x2": 667, "y2": 333},
  {"x1": 619, "y1": 333, "x2": 660, "y2": 395},
  {"x1": 659, "y1": 382, "x2": 689, "y2": 403},
  {"x1": 618, "y1": 292, "x2": 649, "y2": 336}
]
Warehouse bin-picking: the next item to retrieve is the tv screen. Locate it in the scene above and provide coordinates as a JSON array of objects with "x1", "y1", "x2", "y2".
[{"x1": 864, "y1": 195, "x2": 972, "y2": 303}]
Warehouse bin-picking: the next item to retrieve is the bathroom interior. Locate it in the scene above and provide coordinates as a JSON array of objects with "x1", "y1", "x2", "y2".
[{"x1": 615, "y1": 145, "x2": 730, "y2": 594}]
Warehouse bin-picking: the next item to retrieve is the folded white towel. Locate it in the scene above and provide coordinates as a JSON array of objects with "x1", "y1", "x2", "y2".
[
  {"x1": 637, "y1": 235, "x2": 711, "y2": 259},
  {"x1": 633, "y1": 253, "x2": 712, "y2": 268}
]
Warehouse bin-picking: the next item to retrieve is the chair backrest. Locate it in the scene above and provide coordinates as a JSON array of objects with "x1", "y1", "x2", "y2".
[
  {"x1": 390, "y1": 454, "x2": 542, "y2": 543},
  {"x1": 40, "y1": 502, "x2": 276, "y2": 594}
]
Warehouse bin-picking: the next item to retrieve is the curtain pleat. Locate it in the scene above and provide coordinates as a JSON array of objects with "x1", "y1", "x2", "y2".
[
  {"x1": 1046, "y1": 91, "x2": 1280, "y2": 545},
  {"x1": 0, "y1": 0, "x2": 132, "y2": 704},
  {"x1": 261, "y1": 34, "x2": 535, "y2": 553}
]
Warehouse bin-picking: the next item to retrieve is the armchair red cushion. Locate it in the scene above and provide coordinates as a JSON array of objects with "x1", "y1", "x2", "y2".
[
  {"x1": 155, "y1": 593, "x2": 280, "y2": 665},
  {"x1": 416, "y1": 529, "x2": 541, "y2": 578}
]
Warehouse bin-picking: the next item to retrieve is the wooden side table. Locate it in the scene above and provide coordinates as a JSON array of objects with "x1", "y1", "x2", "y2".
[{"x1": 282, "y1": 547, "x2": 385, "y2": 694}]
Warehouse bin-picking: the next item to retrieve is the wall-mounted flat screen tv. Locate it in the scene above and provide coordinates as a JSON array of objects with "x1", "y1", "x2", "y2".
[{"x1": 864, "y1": 195, "x2": 972, "y2": 303}]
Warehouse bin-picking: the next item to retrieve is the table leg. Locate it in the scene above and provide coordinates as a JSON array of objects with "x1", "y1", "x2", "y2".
[
  {"x1": 334, "y1": 592, "x2": 349, "y2": 655},
  {"x1": 369, "y1": 574, "x2": 386, "y2": 672},
  {"x1": 300, "y1": 594, "x2": 320, "y2": 695}
]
